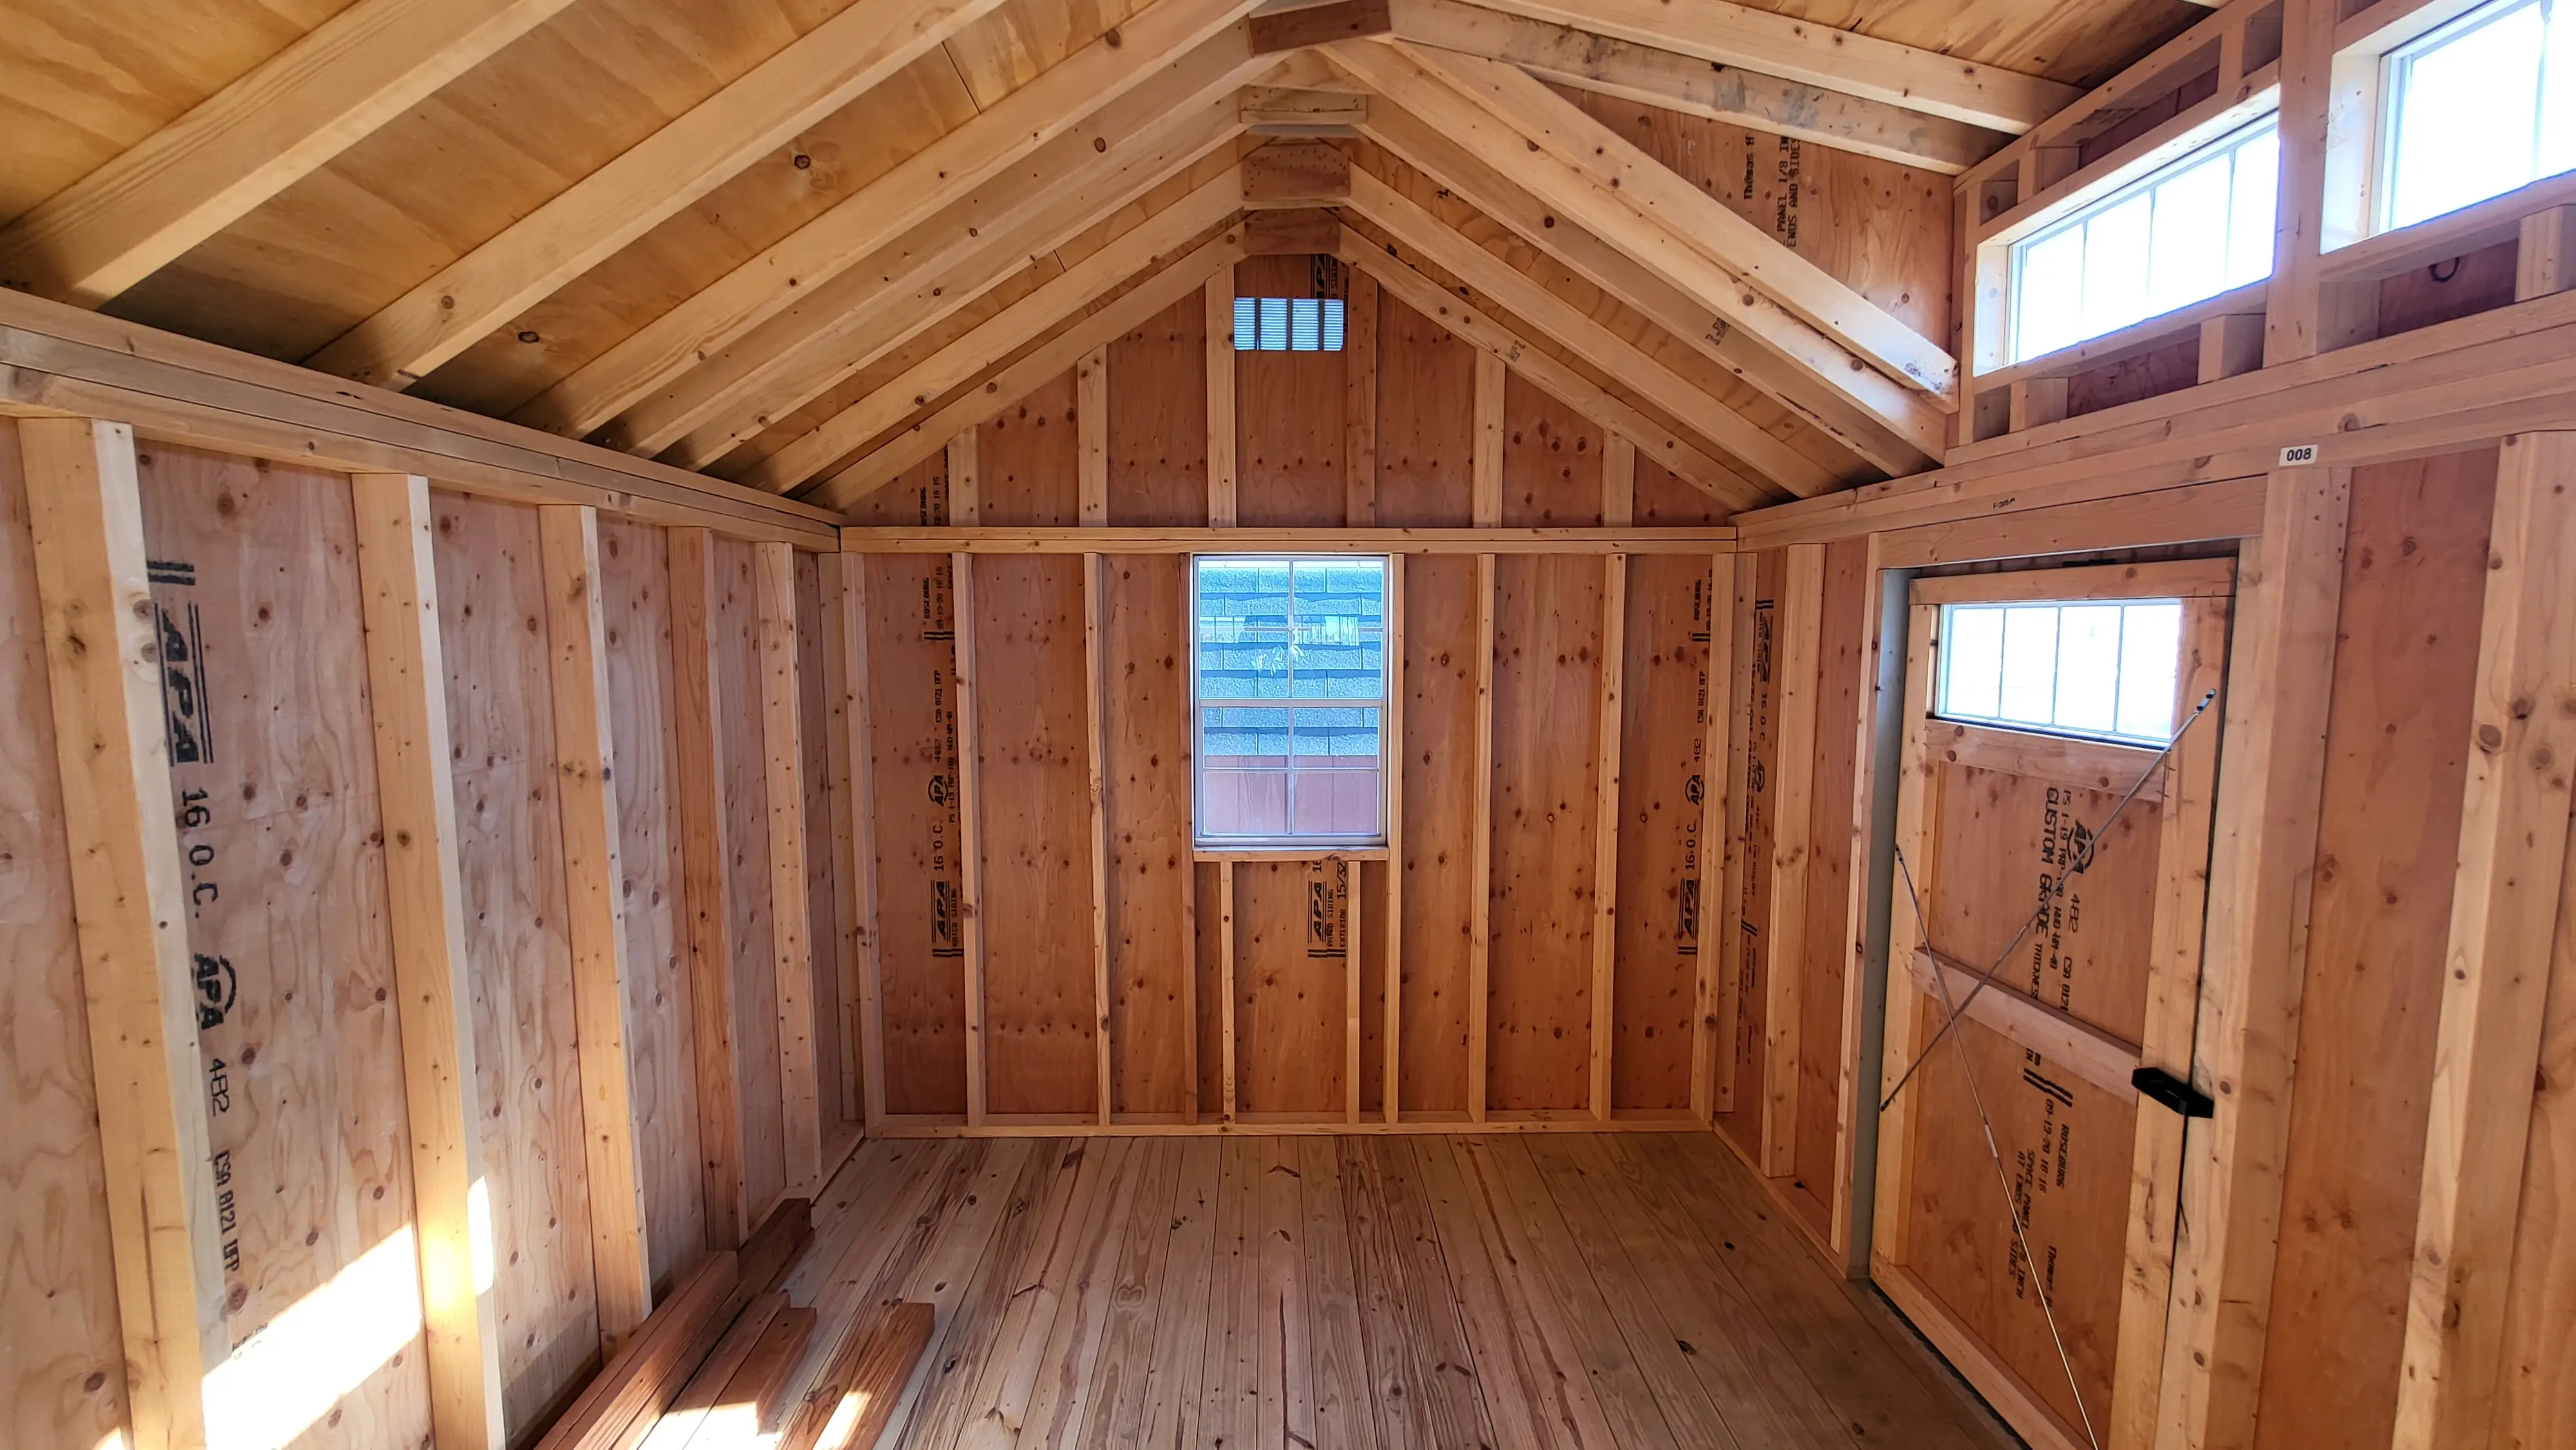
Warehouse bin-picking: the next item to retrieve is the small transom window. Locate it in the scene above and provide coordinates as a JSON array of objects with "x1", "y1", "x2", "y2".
[
  {"x1": 2379, "y1": 0, "x2": 2576, "y2": 233},
  {"x1": 1193, "y1": 556, "x2": 1388, "y2": 845},
  {"x1": 2009, "y1": 117, "x2": 2279, "y2": 362},
  {"x1": 1937, "y1": 599, "x2": 2184, "y2": 746}
]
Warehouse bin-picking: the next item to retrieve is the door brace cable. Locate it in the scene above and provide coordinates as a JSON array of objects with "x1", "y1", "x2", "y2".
[{"x1": 1877, "y1": 690, "x2": 2215, "y2": 1116}]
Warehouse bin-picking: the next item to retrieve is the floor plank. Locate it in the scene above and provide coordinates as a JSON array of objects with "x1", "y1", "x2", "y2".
[
  {"x1": 1016, "y1": 1138, "x2": 1149, "y2": 1445},
  {"x1": 1412, "y1": 1135, "x2": 1616, "y2": 1450},
  {"x1": 1643, "y1": 1133, "x2": 2005, "y2": 1450},
  {"x1": 769, "y1": 1133, "x2": 2016, "y2": 1450},
  {"x1": 1202, "y1": 1139, "x2": 1264, "y2": 1450},
  {"x1": 1546, "y1": 1135, "x2": 1861, "y2": 1449},
  {"x1": 1296, "y1": 1139, "x2": 1381, "y2": 1450},
  {"x1": 1341, "y1": 1136, "x2": 1497, "y2": 1450},
  {"x1": 1138, "y1": 1138, "x2": 1224, "y2": 1448},
  {"x1": 1073, "y1": 1138, "x2": 1186, "y2": 1449}
]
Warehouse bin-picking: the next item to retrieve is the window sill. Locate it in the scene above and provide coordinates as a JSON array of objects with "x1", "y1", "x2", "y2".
[{"x1": 1191, "y1": 845, "x2": 1391, "y2": 862}]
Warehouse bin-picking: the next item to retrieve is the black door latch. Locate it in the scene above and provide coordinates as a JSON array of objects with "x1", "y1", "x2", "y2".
[{"x1": 2132, "y1": 1066, "x2": 2215, "y2": 1118}]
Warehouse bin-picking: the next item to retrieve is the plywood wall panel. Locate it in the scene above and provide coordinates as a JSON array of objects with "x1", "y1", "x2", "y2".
[
  {"x1": 1486, "y1": 554, "x2": 1605, "y2": 1113},
  {"x1": 1235, "y1": 253, "x2": 1346, "y2": 529},
  {"x1": 1106, "y1": 295, "x2": 1208, "y2": 528},
  {"x1": 0, "y1": 419, "x2": 132, "y2": 1450},
  {"x1": 430, "y1": 491, "x2": 600, "y2": 1433},
  {"x1": 1790, "y1": 539, "x2": 1868, "y2": 1234},
  {"x1": 1611, "y1": 555, "x2": 1718, "y2": 1112},
  {"x1": 1497, "y1": 375, "x2": 1602, "y2": 528},
  {"x1": 1400, "y1": 556, "x2": 1479, "y2": 1114},
  {"x1": 594, "y1": 514, "x2": 707, "y2": 1294},
  {"x1": 971, "y1": 372, "x2": 1097, "y2": 1116},
  {"x1": 863, "y1": 578, "x2": 967, "y2": 1119},
  {"x1": 2254, "y1": 451, "x2": 2497, "y2": 1450},
  {"x1": 709, "y1": 536, "x2": 788, "y2": 1214},
  {"x1": 1376, "y1": 287, "x2": 1477, "y2": 1113},
  {"x1": 134, "y1": 445, "x2": 430, "y2": 1449},
  {"x1": 1634, "y1": 457, "x2": 1731, "y2": 527},
  {"x1": 1373, "y1": 294, "x2": 1475, "y2": 528},
  {"x1": 851, "y1": 461, "x2": 966, "y2": 1116},
  {"x1": 982, "y1": 370, "x2": 1079, "y2": 528},
  {"x1": 972, "y1": 552, "x2": 1099, "y2": 1116},
  {"x1": 1101, "y1": 554, "x2": 1195, "y2": 1117},
  {"x1": 1234, "y1": 860, "x2": 1350, "y2": 1116}
]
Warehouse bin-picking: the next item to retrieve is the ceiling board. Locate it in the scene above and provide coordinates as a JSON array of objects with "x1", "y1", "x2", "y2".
[
  {"x1": 1734, "y1": 0, "x2": 2204, "y2": 87},
  {"x1": 0, "y1": 0, "x2": 357, "y2": 223},
  {"x1": 103, "y1": 0, "x2": 856, "y2": 359}
]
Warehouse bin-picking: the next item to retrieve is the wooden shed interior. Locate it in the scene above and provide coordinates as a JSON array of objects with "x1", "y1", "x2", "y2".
[{"x1": 8, "y1": 0, "x2": 2576, "y2": 1447}]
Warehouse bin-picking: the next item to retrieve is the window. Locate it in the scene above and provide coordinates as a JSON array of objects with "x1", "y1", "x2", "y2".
[
  {"x1": 1193, "y1": 556, "x2": 1388, "y2": 844},
  {"x1": 1937, "y1": 599, "x2": 2184, "y2": 746},
  {"x1": 1232, "y1": 296, "x2": 1347, "y2": 351},
  {"x1": 2009, "y1": 117, "x2": 2280, "y2": 361},
  {"x1": 2379, "y1": 0, "x2": 2576, "y2": 232}
]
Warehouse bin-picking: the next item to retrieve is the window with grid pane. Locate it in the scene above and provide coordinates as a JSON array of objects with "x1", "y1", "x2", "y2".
[
  {"x1": 2378, "y1": 0, "x2": 2576, "y2": 234},
  {"x1": 2008, "y1": 117, "x2": 2280, "y2": 362},
  {"x1": 1193, "y1": 557, "x2": 1388, "y2": 845},
  {"x1": 1936, "y1": 599, "x2": 2185, "y2": 746},
  {"x1": 1231, "y1": 296, "x2": 1346, "y2": 350}
]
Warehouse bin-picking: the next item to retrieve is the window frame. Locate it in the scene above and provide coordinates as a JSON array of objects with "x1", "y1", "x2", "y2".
[
  {"x1": 2370, "y1": 0, "x2": 2572, "y2": 236},
  {"x1": 1188, "y1": 553, "x2": 1393, "y2": 851},
  {"x1": 1931, "y1": 597, "x2": 2190, "y2": 748},
  {"x1": 2003, "y1": 111, "x2": 2282, "y2": 366},
  {"x1": 1909, "y1": 559, "x2": 2239, "y2": 757},
  {"x1": 1230, "y1": 295, "x2": 1348, "y2": 352}
]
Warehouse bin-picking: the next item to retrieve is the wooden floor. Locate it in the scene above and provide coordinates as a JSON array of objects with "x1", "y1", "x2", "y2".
[{"x1": 775, "y1": 1131, "x2": 2014, "y2": 1450}]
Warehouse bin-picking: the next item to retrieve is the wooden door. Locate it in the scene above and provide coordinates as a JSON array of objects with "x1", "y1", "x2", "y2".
[{"x1": 1869, "y1": 560, "x2": 2232, "y2": 1450}]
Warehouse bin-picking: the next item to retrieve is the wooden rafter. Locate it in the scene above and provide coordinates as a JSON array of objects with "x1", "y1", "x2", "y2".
[
  {"x1": 1348, "y1": 84, "x2": 1939, "y2": 473},
  {"x1": 603, "y1": 82, "x2": 1254, "y2": 468},
  {"x1": 303, "y1": 0, "x2": 1014, "y2": 389},
  {"x1": 810, "y1": 230, "x2": 1251, "y2": 511},
  {"x1": 0, "y1": 0, "x2": 578, "y2": 308},
  {"x1": 1385, "y1": 0, "x2": 2003, "y2": 174},
  {"x1": 676, "y1": 123, "x2": 1248, "y2": 474},
  {"x1": 1342, "y1": 165, "x2": 1837, "y2": 495},
  {"x1": 1459, "y1": 0, "x2": 2079, "y2": 132},
  {"x1": 1397, "y1": 42, "x2": 1960, "y2": 401},
  {"x1": 738, "y1": 169, "x2": 1244, "y2": 493},
  {"x1": 1330, "y1": 41, "x2": 1952, "y2": 459},
  {"x1": 1334, "y1": 224, "x2": 1772, "y2": 509},
  {"x1": 510, "y1": 0, "x2": 1265, "y2": 442}
]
